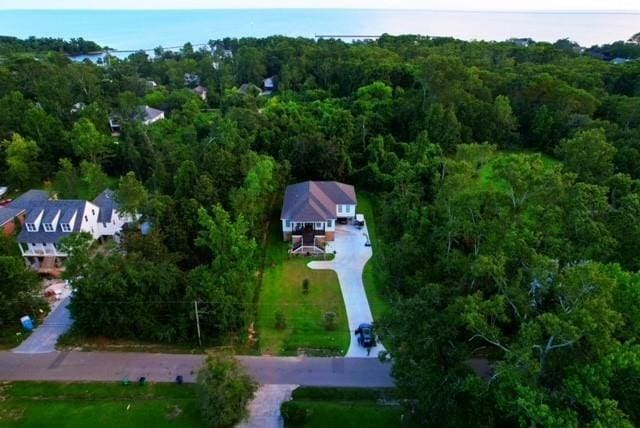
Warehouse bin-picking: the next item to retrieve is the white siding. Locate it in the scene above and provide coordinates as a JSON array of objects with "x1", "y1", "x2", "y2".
[{"x1": 336, "y1": 204, "x2": 356, "y2": 217}]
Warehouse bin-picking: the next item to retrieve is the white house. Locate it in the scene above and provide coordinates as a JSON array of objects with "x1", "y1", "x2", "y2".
[
  {"x1": 281, "y1": 181, "x2": 356, "y2": 254},
  {"x1": 15, "y1": 189, "x2": 132, "y2": 274},
  {"x1": 138, "y1": 105, "x2": 165, "y2": 125}
]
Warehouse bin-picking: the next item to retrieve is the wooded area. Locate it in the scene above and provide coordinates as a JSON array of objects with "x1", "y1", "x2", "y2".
[{"x1": 1, "y1": 33, "x2": 640, "y2": 426}]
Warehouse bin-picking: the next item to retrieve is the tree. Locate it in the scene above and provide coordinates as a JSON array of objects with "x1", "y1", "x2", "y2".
[
  {"x1": 556, "y1": 128, "x2": 617, "y2": 183},
  {"x1": 79, "y1": 161, "x2": 108, "y2": 199},
  {"x1": 115, "y1": 171, "x2": 147, "y2": 217},
  {"x1": 197, "y1": 353, "x2": 257, "y2": 428},
  {"x1": 2, "y1": 133, "x2": 40, "y2": 190},
  {"x1": 0, "y1": 256, "x2": 48, "y2": 329},
  {"x1": 69, "y1": 118, "x2": 111, "y2": 164},
  {"x1": 53, "y1": 158, "x2": 79, "y2": 199}
]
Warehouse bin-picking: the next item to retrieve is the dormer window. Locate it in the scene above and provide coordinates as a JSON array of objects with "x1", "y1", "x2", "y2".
[
  {"x1": 26, "y1": 223, "x2": 37, "y2": 232},
  {"x1": 61, "y1": 223, "x2": 71, "y2": 232},
  {"x1": 43, "y1": 223, "x2": 54, "y2": 232}
]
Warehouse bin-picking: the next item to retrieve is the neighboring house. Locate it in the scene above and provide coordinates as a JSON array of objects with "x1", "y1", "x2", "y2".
[
  {"x1": 238, "y1": 83, "x2": 261, "y2": 96},
  {"x1": 281, "y1": 181, "x2": 356, "y2": 254},
  {"x1": 109, "y1": 116, "x2": 122, "y2": 135},
  {"x1": 0, "y1": 190, "x2": 49, "y2": 236},
  {"x1": 70, "y1": 102, "x2": 86, "y2": 114},
  {"x1": 184, "y1": 72, "x2": 200, "y2": 86},
  {"x1": 137, "y1": 105, "x2": 165, "y2": 125},
  {"x1": 508, "y1": 38, "x2": 533, "y2": 47},
  {"x1": 193, "y1": 85, "x2": 208, "y2": 101},
  {"x1": 146, "y1": 80, "x2": 158, "y2": 89},
  {"x1": 262, "y1": 76, "x2": 277, "y2": 94},
  {"x1": 10, "y1": 189, "x2": 131, "y2": 274}
]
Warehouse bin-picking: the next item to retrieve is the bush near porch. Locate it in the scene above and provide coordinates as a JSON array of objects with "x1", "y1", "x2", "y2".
[{"x1": 256, "y1": 220, "x2": 349, "y2": 356}]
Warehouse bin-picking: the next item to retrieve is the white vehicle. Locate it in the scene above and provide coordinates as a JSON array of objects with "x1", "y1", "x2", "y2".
[{"x1": 0, "y1": 186, "x2": 7, "y2": 198}]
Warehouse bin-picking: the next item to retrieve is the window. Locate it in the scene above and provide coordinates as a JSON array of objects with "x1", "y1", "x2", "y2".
[
  {"x1": 346, "y1": 205, "x2": 351, "y2": 213},
  {"x1": 26, "y1": 223, "x2": 36, "y2": 232},
  {"x1": 316, "y1": 222, "x2": 323, "y2": 229},
  {"x1": 285, "y1": 220, "x2": 291, "y2": 228},
  {"x1": 44, "y1": 223, "x2": 53, "y2": 232},
  {"x1": 84, "y1": 215, "x2": 88, "y2": 222},
  {"x1": 327, "y1": 220, "x2": 333, "y2": 228},
  {"x1": 338, "y1": 205, "x2": 343, "y2": 213},
  {"x1": 61, "y1": 223, "x2": 71, "y2": 232},
  {"x1": 92, "y1": 209, "x2": 95, "y2": 216}
]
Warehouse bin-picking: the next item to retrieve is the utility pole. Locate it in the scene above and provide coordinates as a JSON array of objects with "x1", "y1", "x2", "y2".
[{"x1": 194, "y1": 301, "x2": 202, "y2": 347}]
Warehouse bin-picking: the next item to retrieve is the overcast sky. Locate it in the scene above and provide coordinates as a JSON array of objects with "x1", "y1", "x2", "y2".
[{"x1": 2, "y1": 0, "x2": 639, "y2": 11}]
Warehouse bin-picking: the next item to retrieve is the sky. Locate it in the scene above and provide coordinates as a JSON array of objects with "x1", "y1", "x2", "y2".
[{"x1": 1, "y1": 0, "x2": 639, "y2": 11}]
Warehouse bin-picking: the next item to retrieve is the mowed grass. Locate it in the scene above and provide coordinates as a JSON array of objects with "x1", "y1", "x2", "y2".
[
  {"x1": 0, "y1": 382, "x2": 202, "y2": 428},
  {"x1": 283, "y1": 387, "x2": 411, "y2": 428},
  {"x1": 358, "y1": 193, "x2": 391, "y2": 321},
  {"x1": 257, "y1": 220, "x2": 349, "y2": 356}
]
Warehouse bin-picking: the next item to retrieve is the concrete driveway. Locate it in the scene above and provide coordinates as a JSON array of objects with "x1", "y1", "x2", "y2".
[
  {"x1": 12, "y1": 294, "x2": 73, "y2": 354},
  {"x1": 308, "y1": 221, "x2": 385, "y2": 358}
]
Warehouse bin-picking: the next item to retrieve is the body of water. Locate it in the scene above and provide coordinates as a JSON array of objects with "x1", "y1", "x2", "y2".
[{"x1": 0, "y1": 9, "x2": 638, "y2": 50}]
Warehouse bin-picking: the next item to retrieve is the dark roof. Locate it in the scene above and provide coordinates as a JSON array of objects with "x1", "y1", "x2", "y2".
[
  {"x1": 93, "y1": 189, "x2": 118, "y2": 223},
  {"x1": 18, "y1": 200, "x2": 89, "y2": 244},
  {"x1": 281, "y1": 181, "x2": 356, "y2": 222},
  {"x1": 0, "y1": 190, "x2": 49, "y2": 226}
]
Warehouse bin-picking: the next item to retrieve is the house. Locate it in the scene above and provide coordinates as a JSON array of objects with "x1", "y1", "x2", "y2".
[
  {"x1": 281, "y1": 181, "x2": 356, "y2": 254},
  {"x1": 193, "y1": 85, "x2": 208, "y2": 101},
  {"x1": 262, "y1": 76, "x2": 277, "y2": 94},
  {"x1": 14, "y1": 189, "x2": 132, "y2": 274},
  {"x1": 70, "y1": 102, "x2": 86, "y2": 114},
  {"x1": 109, "y1": 116, "x2": 121, "y2": 135},
  {"x1": 146, "y1": 80, "x2": 158, "y2": 89},
  {"x1": 137, "y1": 105, "x2": 165, "y2": 125},
  {"x1": 0, "y1": 190, "x2": 49, "y2": 236},
  {"x1": 238, "y1": 83, "x2": 261, "y2": 96},
  {"x1": 184, "y1": 72, "x2": 200, "y2": 86},
  {"x1": 508, "y1": 38, "x2": 534, "y2": 47}
]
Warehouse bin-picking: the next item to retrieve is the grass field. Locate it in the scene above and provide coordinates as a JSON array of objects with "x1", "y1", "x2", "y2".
[
  {"x1": 282, "y1": 387, "x2": 412, "y2": 428},
  {"x1": 0, "y1": 382, "x2": 202, "y2": 428},
  {"x1": 357, "y1": 193, "x2": 391, "y2": 321},
  {"x1": 256, "y1": 220, "x2": 349, "y2": 356}
]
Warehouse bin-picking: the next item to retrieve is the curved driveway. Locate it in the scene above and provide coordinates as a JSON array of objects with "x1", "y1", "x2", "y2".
[{"x1": 308, "y1": 223, "x2": 386, "y2": 358}]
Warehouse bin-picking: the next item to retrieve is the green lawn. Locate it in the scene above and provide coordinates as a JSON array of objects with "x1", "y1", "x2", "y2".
[
  {"x1": 282, "y1": 387, "x2": 412, "y2": 428},
  {"x1": 358, "y1": 193, "x2": 392, "y2": 321},
  {"x1": 0, "y1": 382, "x2": 202, "y2": 428},
  {"x1": 256, "y1": 220, "x2": 349, "y2": 356}
]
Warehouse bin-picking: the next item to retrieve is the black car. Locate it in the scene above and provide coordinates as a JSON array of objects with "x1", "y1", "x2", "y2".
[{"x1": 355, "y1": 323, "x2": 376, "y2": 348}]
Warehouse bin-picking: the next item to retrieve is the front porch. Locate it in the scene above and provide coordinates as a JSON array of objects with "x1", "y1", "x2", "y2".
[
  {"x1": 291, "y1": 223, "x2": 326, "y2": 255},
  {"x1": 26, "y1": 256, "x2": 65, "y2": 276}
]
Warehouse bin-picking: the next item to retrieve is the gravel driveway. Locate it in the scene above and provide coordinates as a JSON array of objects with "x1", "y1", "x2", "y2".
[{"x1": 308, "y1": 222, "x2": 386, "y2": 358}]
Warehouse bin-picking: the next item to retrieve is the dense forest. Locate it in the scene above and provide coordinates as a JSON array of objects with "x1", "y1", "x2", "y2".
[{"x1": 1, "y1": 33, "x2": 640, "y2": 426}]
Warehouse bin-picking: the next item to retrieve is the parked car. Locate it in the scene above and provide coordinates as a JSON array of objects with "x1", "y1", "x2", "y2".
[
  {"x1": 355, "y1": 214, "x2": 365, "y2": 227},
  {"x1": 355, "y1": 323, "x2": 376, "y2": 348}
]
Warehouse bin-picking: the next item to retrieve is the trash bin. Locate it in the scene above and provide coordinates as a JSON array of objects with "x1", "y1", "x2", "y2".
[{"x1": 20, "y1": 316, "x2": 34, "y2": 331}]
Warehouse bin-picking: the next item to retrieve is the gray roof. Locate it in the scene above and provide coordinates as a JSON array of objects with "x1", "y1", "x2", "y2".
[
  {"x1": 135, "y1": 105, "x2": 164, "y2": 123},
  {"x1": 18, "y1": 200, "x2": 89, "y2": 244},
  {"x1": 0, "y1": 190, "x2": 49, "y2": 226},
  {"x1": 193, "y1": 85, "x2": 207, "y2": 95},
  {"x1": 93, "y1": 189, "x2": 118, "y2": 223},
  {"x1": 281, "y1": 181, "x2": 356, "y2": 222}
]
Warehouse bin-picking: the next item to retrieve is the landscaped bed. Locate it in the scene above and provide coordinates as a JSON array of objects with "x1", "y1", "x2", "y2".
[
  {"x1": 0, "y1": 382, "x2": 201, "y2": 427},
  {"x1": 256, "y1": 220, "x2": 349, "y2": 356}
]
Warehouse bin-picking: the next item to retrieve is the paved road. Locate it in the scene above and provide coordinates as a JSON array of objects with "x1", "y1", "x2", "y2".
[
  {"x1": 12, "y1": 295, "x2": 73, "y2": 354},
  {"x1": 0, "y1": 351, "x2": 394, "y2": 387},
  {"x1": 308, "y1": 222, "x2": 386, "y2": 358}
]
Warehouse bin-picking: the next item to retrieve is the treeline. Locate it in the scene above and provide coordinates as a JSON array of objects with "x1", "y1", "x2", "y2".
[
  {"x1": 0, "y1": 36, "x2": 102, "y2": 55},
  {"x1": 1, "y1": 33, "x2": 640, "y2": 424}
]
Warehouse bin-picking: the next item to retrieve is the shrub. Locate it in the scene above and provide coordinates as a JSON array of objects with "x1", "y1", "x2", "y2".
[
  {"x1": 281, "y1": 401, "x2": 311, "y2": 426},
  {"x1": 275, "y1": 310, "x2": 287, "y2": 330},
  {"x1": 197, "y1": 354, "x2": 257, "y2": 428},
  {"x1": 324, "y1": 311, "x2": 337, "y2": 331},
  {"x1": 302, "y1": 278, "x2": 310, "y2": 294}
]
